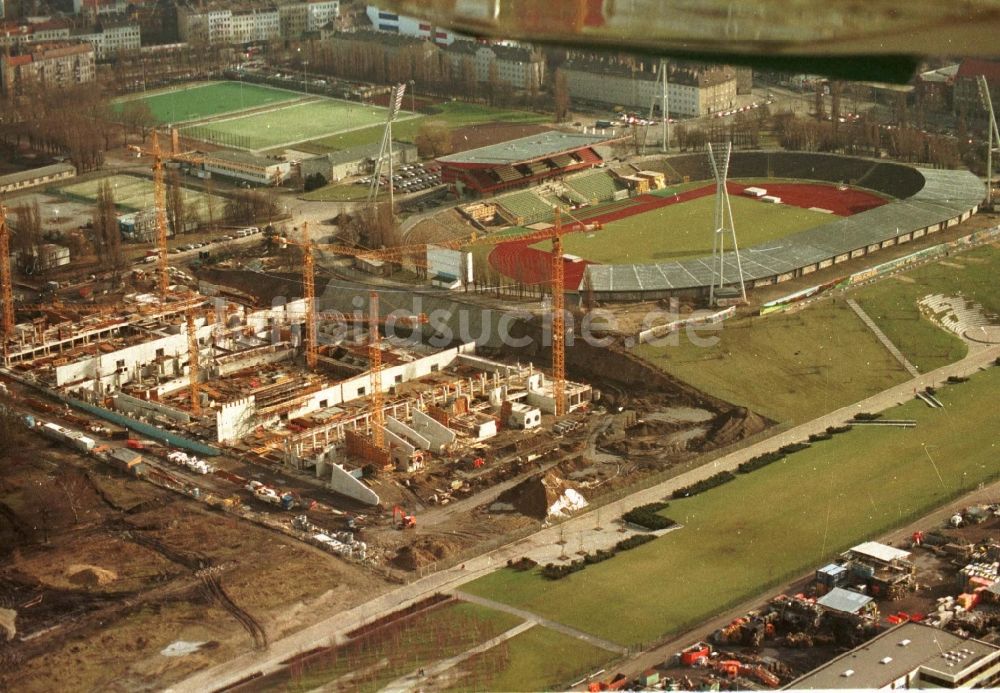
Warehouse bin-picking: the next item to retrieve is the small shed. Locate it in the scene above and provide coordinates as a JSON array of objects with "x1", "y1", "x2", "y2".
[
  {"x1": 817, "y1": 587, "x2": 874, "y2": 616},
  {"x1": 816, "y1": 563, "x2": 848, "y2": 590}
]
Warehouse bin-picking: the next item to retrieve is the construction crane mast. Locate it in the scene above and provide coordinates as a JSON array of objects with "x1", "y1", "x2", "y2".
[
  {"x1": 550, "y1": 209, "x2": 567, "y2": 416},
  {"x1": 0, "y1": 202, "x2": 14, "y2": 338},
  {"x1": 368, "y1": 290, "x2": 385, "y2": 449},
  {"x1": 128, "y1": 131, "x2": 170, "y2": 299},
  {"x1": 186, "y1": 311, "x2": 201, "y2": 416},
  {"x1": 127, "y1": 129, "x2": 204, "y2": 301},
  {"x1": 301, "y1": 223, "x2": 317, "y2": 370}
]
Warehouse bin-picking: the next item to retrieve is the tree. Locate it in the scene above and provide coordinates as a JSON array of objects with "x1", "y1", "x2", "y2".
[
  {"x1": 165, "y1": 169, "x2": 187, "y2": 236},
  {"x1": 554, "y1": 69, "x2": 571, "y2": 123},
  {"x1": 12, "y1": 201, "x2": 41, "y2": 272},
  {"x1": 414, "y1": 120, "x2": 453, "y2": 157},
  {"x1": 344, "y1": 202, "x2": 400, "y2": 249},
  {"x1": 203, "y1": 177, "x2": 219, "y2": 231},
  {"x1": 93, "y1": 180, "x2": 125, "y2": 285}
]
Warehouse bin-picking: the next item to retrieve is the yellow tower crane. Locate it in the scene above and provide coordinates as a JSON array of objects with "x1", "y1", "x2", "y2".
[
  {"x1": 0, "y1": 202, "x2": 14, "y2": 339},
  {"x1": 127, "y1": 129, "x2": 204, "y2": 301},
  {"x1": 185, "y1": 310, "x2": 201, "y2": 416},
  {"x1": 312, "y1": 207, "x2": 596, "y2": 417},
  {"x1": 367, "y1": 290, "x2": 385, "y2": 450}
]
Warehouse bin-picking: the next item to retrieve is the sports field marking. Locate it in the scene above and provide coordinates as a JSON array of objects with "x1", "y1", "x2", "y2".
[
  {"x1": 179, "y1": 98, "x2": 416, "y2": 151},
  {"x1": 114, "y1": 81, "x2": 299, "y2": 125}
]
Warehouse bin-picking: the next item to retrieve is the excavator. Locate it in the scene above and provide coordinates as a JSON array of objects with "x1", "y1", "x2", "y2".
[
  {"x1": 393, "y1": 505, "x2": 416, "y2": 529},
  {"x1": 713, "y1": 660, "x2": 780, "y2": 687}
]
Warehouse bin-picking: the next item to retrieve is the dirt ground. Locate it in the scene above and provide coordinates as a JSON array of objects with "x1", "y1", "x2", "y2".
[
  {"x1": 0, "y1": 436, "x2": 391, "y2": 692},
  {"x1": 450, "y1": 122, "x2": 552, "y2": 154}
]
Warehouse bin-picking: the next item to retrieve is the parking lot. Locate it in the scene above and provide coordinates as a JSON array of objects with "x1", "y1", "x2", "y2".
[{"x1": 357, "y1": 162, "x2": 442, "y2": 194}]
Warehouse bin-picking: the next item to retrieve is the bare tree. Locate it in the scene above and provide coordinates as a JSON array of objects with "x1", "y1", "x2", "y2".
[
  {"x1": 554, "y1": 69, "x2": 571, "y2": 123},
  {"x1": 165, "y1": 169, "x2": 187, "y2": 236},
  {"x1": 93, "y1": 180, "x2": 125, "y2": 285},
  {"x1": 414, "y1": 120, "x2": 453, "y2": 157}
]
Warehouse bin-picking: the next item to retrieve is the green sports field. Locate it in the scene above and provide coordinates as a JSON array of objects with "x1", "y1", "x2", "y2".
[
  {"x1": 532, "y1": 193, "x2": 834, "y2": 263},
  {"x1": 462, "y1": 365, "x2": 1000, "y2": 648},
  {"x1": 56, "y1": 174, "x2": 225, "y2": 220},
  {"x1": 181, "y1": 98, "x2": 401, "y2": 151},
  {"x1": 114, "y1": 82, "x2": 298, "y2": 125}
]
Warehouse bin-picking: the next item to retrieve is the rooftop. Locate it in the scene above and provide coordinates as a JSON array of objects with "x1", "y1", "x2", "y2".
[
  {"x1": 849, "y1": 541, "x2": 911, "y2": 564},
  {"x1": 957, "y1": 57, "x2": 1000, "y2": 84},
  {"x1": 787, "y1": 622, "x2": 999, "y2": 690},
  {"x1": 0, "y1": 162, "x2": 76, "y2": 187},
  {"x1": 202, "y1": 149, "x2": 282, "y2": 168},
  {"x1": 561, "y1": 59, "x2": 736, "y2": 88},
  {"x1": 436, "y1": 131, "x2": 608, "y2": 167},
  {"x1": 815, "y1": 587, "x2": 873, "y2": 615}
]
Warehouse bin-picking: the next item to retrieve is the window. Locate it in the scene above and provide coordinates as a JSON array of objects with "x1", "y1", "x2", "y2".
[
  {"x1": 357, "y1": 386, "x2": 366, "y2": 396},
  {"x1": 395, "y1": 374, "x2": 403, "y2": 384},
  {"x1": 430, "y1": 364, "x2": 439, "y2": 372}
]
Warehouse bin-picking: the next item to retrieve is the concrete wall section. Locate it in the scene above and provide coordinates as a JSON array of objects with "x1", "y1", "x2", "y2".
[
  {"x1": 55, "y1": 332, "x2": 188, "y2": 388},
  {"x1": 329, "y1": 463, "x2": 379, "y2": 505},
  {"x1": 411, "y1": 409, "x2": 456, "y2": 452},
  {"x1": 216, "y1": 396, "x2": 255, "y2": 443},
  {"x1": 113, "y1": 392, "x2": 192, "y2": 425},
  {"x1": 386, "y1": 416, "x2": 431, "y2": 450}
]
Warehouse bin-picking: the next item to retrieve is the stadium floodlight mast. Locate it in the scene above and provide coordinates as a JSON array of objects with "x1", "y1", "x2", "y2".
[
  {"x1": 976, "y1": 76, "x2": 1000, "y2": 208},
  {"x1": 707, "y1": 141, "x2": 747, "y2": 306},
  {"x1": 368, "y1": 83, "x2": 408, "y2": 209}
]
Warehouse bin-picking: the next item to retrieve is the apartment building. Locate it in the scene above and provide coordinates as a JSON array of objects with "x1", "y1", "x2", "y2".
[
  {"x1": 364, "y1": 4, "x2": 465, "y2": 45},
  {"x1": 0, "y1": 42, "x2": 96, "y2": 94},
  {"x1": 179, "y1": 0, "x2": 337, "y2": 44},
  {"x1": 560, "y1": 59, "x2": 738, "y2": 117},
  {"x1": 445, "y1": 40, "x2": 544, "y2": 91}
]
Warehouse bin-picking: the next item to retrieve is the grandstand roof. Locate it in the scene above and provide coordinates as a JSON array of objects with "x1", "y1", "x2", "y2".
[
  {"x1": 582, "y1": 164, "x2": 983, "y2": 294},
  {"x1": 437, "y1": 132, "x2": 609, "y2": 168}
]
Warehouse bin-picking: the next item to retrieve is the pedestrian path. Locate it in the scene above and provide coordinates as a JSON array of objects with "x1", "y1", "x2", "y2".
[{"x1": 847, "y1": 298, "x2": 920, "y2": 376}]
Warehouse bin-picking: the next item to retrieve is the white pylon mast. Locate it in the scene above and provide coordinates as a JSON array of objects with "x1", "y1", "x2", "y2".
[
  {"x1": 708, "y1": 142, "x2": 747, "y2": 305},
  {"x1": 368, "y1": 83, "x2": 407, "y2": 209},
  {"x1": 977, "y1": 76, "x2": 1000, "y2": 207}
]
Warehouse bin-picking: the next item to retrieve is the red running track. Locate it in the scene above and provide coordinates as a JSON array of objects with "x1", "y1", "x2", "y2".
[{"x1": 488, "y1": 182, "x2": 889, "y2": 286}]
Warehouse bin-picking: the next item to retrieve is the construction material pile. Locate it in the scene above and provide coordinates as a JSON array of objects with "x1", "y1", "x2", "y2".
[
  {"x1": 707, "y1": 406, "x2": 769, "y2": 447},
  {"x1": 65, "y1": 564, "x2": 118, "y2": 587},
  {"x1": 166, "y1": 450, "x2": 214, "y2": 475},
  {"x1": 494, "y1": 471, "x2": 587, "y2": 519}
]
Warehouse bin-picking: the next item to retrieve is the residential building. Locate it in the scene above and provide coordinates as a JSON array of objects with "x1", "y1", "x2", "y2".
[
  {"x1": 73, "y1": 0, "x2": 127, "y2": 16},
  {"x1": 787, "y1": 622, "x2": 1000, "y2": 689},
  {"x1": 560, "y1": 59, "x2": 738, "y2": 117},
  {"x1": 953, "y1": 58, "x2": 1000, "y2": 117},
  {"x1": 0, "y1": 42, "x2": 96, "y2": 95},
  {"x1": 0, "y1": 18, "x2": 72, "y2": 47},
  {"x1": 445, "y1": 40, "x2": 544, "y2": 91},
  {"x1": 179, "y1": 1, "x2": 336, "y2": 44},
  {"x1": 71, "y1": 18, "x2": 141, "y2": 58},
  {"x1": 328, "y1": 28, "x2": 437, "y2": 61},
  {"x1": 364, "y1": 4, "x2": 466, "y2": 45}
]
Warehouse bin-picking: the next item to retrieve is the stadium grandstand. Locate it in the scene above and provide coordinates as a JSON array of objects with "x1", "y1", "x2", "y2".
[
  {"x1": 580, "y1": 152, "x2": 983, "y2": 301},
  {"x1": 437, "y1": 131, "x2": 612, "y2": 197}
]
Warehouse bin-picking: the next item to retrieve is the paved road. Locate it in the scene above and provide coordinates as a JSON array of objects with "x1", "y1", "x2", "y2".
[{"x1": 169, "y1": 343, "x2": 1000, "y2": 693}]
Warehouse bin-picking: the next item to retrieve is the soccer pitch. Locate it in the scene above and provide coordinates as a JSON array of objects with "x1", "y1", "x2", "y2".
[
  {"x1": 56, "y1": 174, "x2": 224, "y2": 219},
  {"x1": 114, "y1": 82, "x2": 298, "y2": 125},
  {"x1": 533, "y1": 194, "x2": 834, "y2": 263},
  {"x1": 181, "y1": 98, "x2": 402, "y2": 151}
]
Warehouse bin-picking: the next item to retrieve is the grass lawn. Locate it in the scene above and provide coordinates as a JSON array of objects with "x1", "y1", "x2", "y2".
[
  {"x1": 268, "y1": 601, "x2": 522, "y2": 692},
  {"x1": 534, "y1": 194, "x2": 834, "y2": 263},
  {"x1": 447, "y1": 625, "x2": 615, "y2": 692},
  {"x1": 850, "y1": 244, "x2": 1000, "y2": 372},
  {"x1": 462, "y1": 366, "x2": 1000, "y2": 648},
  {"x1": 634, "y1": 298, "x2": 910, "y2": 424},
  {"x1": 301, "y1": 101, "x2": 550, "y2": 153},
  {"x1": 181, "y1": 98, "x2": 399, "y2": 151},
  {"x1": 114, "y1": 81, "x2": 297, "y2": 124}
]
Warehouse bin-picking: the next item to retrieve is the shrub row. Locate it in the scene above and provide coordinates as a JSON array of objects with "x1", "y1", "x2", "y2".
[
  {"x1": 738, "y1": 450, "x2": 785, "y2": 474},
  {"x1": 808, "y1": 432, "x2": 832, "y2": 442},
  {"x1": 779, "y1": 442, "x2": 811, "y2": 454},
  {"x1": 853, "y1": 412, "x2": 881, "y2": 421},
  {"x1": 947, "y1": 375, "x2": 969, "y2": 383},
  {"x1": 541, "y1": 534, "x2": 656, "y2": 579},
  {"x1": 672, "y1": 471, "x2": 736, "y2": 499},
  {"x1": 622, "y1": 502, "x2": 675, "y2": 530},
  {"x1": 826, "y1": 425, "x2": 851, "y2": 435}
]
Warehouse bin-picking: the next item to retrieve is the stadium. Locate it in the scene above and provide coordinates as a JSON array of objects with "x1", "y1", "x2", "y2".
[{"x1": 440, "y1": 148, "x2": 984, "y2": 302}]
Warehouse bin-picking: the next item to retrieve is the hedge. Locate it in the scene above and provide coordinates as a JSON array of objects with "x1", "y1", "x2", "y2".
[
  {"x1": 672, "y1": 470, "x2": 736, "y2": 499},
  {"x1": 737, "y1": 451, "x2": 785, "y2": 474},
  {"x1": 622, "y1": 502, "x2": 675, "y2": 530},
  {"x1": 541, "y1": 535, "x2": 656, "y2": 579}
]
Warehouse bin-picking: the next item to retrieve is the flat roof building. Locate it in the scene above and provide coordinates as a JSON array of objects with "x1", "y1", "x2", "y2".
[{"x1": 787, "y1": 622, "x2": 1000, "y2": 690}]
